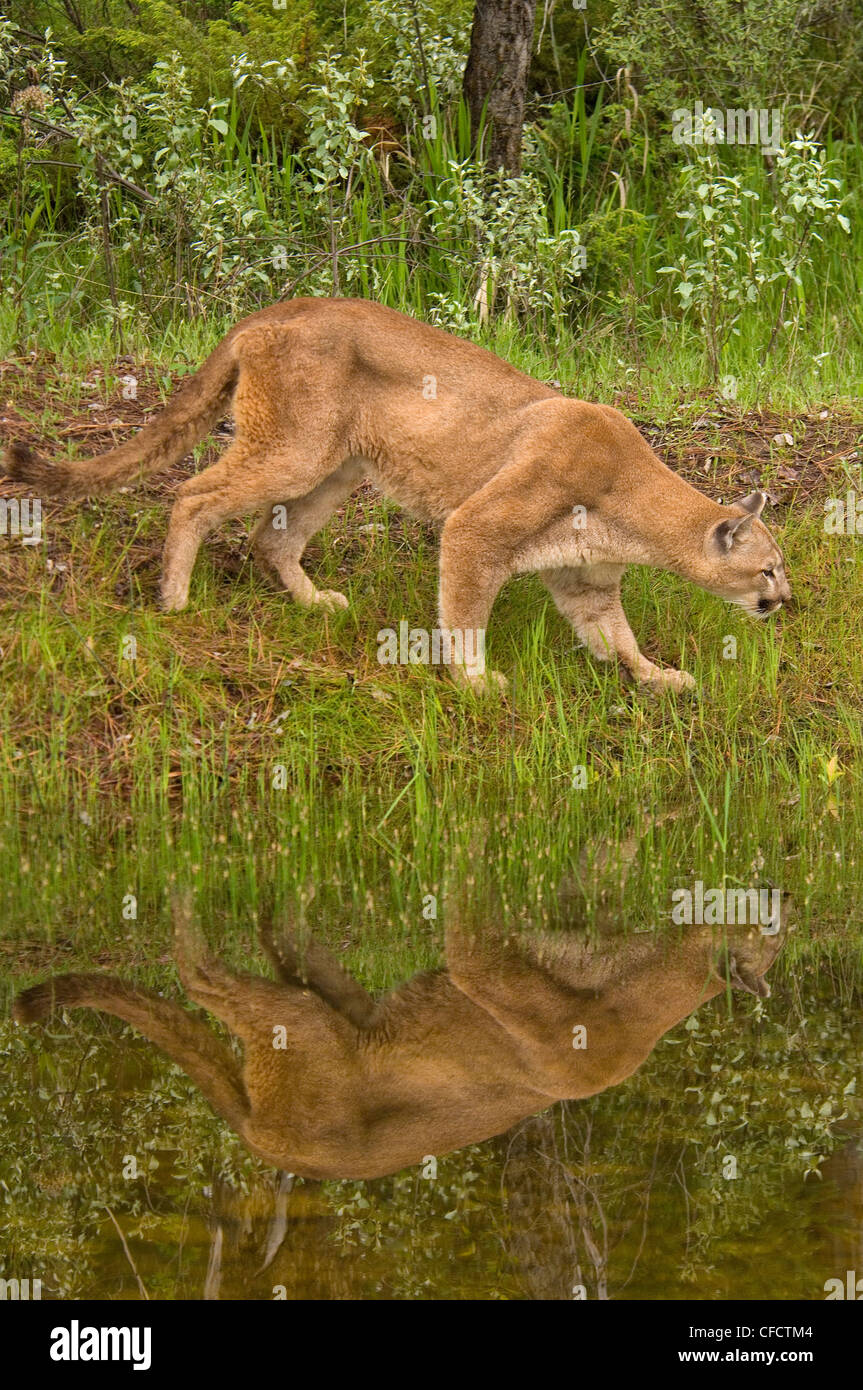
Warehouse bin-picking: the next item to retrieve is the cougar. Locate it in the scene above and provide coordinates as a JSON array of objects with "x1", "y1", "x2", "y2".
[
  {"x1": 14, "y1": 893, "x2": 785, "y2": 1180},
  {"x1": 4, "y1": 298, "x2": 790, "y2": 691}
]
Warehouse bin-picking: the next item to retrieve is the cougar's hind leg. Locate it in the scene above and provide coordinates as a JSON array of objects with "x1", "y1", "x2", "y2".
[
  {"x1": 171, "y1": 895, "x2": 267, "y2": 1038},
  {"x1": 160, "y1": 440, "x2": 343, "y2": 613},
  {"x1": 161, "y1": 443, "x2": 268, "y2": 612},
  {"x1": 251, "y1": 457, "x2": 364, "y2": 612},
  {"x1": 258, "y1": 914, "x2": 378, "y2": 1029}
]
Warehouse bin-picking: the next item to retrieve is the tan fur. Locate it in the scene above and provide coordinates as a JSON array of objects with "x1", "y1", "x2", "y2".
[
  {"x1": 3, "y1": 299, "x2": 791, "y2": 690},
  {"x1": 14, "y1": 894, "x2": 785, "y2": 1181}
]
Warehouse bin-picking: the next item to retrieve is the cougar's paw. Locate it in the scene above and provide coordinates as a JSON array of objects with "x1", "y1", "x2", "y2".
[
  {"x1": 310, "y1": 588, "x2": 349, "y2": 613},
  {"x1": 639, "y1": 666, "x2": 696, "y2": 694},
  {"x1": 159, "y1": 582, "x2": 189, "y2": 614},
  {"x1": 454, "y1": 667, "x2": 509, "y2": 695}
]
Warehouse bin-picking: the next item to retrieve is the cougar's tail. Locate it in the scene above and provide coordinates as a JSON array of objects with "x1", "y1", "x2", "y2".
[
  {"x1": 3, "y1": 334, "x2": 240, "y2": 500},
  {"x1": 14, "y1": 971, "x2": 250, "y2": 1131}
]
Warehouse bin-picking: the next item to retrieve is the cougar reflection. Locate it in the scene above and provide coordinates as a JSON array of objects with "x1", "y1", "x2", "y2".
[{"x1": 13, "y1": 897, "x2": 784, "y2": 1180}]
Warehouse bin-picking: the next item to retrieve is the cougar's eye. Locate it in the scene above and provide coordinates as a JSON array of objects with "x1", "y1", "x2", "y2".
[{"x1": 761, "y1": 568, "x2": 774, "y2": 579}]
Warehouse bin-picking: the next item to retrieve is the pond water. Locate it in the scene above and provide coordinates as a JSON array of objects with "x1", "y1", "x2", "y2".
[{"x1": 2, "y1": 896, "x2": 860, "y2": 1301}]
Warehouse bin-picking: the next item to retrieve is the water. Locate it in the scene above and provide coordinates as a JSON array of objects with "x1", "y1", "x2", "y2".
[{"x1": 2, "y1": 896, "x2": 860, "y2": 1301}]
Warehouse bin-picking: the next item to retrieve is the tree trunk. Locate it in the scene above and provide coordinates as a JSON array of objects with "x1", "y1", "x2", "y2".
[{"x1": 462, "y1": 0, "x2": 538, "y2": 175}]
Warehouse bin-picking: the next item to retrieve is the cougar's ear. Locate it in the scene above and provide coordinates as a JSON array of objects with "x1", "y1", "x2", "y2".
[
  {"x1": 707, "y1": 511, "x2": 756, "y2": 556},
  {"x1": 735, "y1": 490, "x2": 767, "y2": 518}
]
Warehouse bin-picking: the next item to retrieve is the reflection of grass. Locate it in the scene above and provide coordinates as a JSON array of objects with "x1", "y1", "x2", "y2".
[{"x1": 0, "y1": 772, "x2": 859, "y2": 1003}]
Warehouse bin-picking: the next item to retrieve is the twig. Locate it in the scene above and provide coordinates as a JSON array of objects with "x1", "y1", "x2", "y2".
[
  {"x1": 105, "y1": 1205, "x2": 150, "y2": 1300},
  {"x1": 56, "y1": 421, "x2": 140, "y2": 433}
]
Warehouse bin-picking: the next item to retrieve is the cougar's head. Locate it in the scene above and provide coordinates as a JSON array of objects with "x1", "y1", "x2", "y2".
[
  {"x1": 712, "y1": 894, "x2": 791, "y2": 999},
  {"x1": 703, "y1": 491, "x2": 790, "y2": 618}
]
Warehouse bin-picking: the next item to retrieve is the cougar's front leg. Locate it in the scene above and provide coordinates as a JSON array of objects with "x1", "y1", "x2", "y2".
[
  {"x1": 444, "y1": 919, "x2": 632, "y2": 1096},
  {"x1": 436, "y1": 540, "x2": 508, "y2": 693},
  {"x1": 541, "y1": 565, "x2": 695, "y2": 692},
  {"x1": 438, "y1": 455, "x2": 568, "y2": 692}
]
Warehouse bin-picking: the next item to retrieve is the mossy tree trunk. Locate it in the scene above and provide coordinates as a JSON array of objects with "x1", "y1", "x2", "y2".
[{"x1": 462, "y1": 0, "x2": 538, "y2": 175}]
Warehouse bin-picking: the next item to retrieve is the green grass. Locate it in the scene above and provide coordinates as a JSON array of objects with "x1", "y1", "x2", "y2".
[{"x1": 1, "y1": 342, "x2": 862, "y2": 822}]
